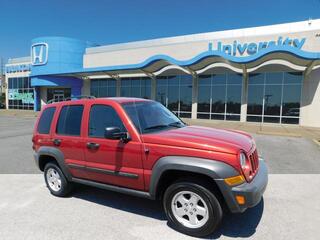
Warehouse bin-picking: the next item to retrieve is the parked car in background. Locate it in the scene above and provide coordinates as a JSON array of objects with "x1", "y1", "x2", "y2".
[
  {"x1": 32, "y1": 97, "x2": 268, "y2": 237},
  {"x1": 0, "y1": 102, "x2": 5, "y2": 109}
]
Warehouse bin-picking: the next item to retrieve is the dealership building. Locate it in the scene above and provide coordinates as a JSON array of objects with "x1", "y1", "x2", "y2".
[{"x1": 4, "y1": 19, "x2": 320, "y2": 127}]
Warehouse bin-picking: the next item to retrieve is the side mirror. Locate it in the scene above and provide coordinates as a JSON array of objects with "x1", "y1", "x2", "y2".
[{"x1": 104, "y1": 127, "x2": 130, "y2": 142}]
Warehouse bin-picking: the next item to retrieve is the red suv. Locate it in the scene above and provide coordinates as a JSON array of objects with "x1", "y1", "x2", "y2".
[{"x1": 32, "y1": 97, "x2": 268, "y2": 237}]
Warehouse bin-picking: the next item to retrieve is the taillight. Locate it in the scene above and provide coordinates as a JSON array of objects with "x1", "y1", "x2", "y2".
[{"x1": 32, "y1": 136, "x2": 36, "y2": 150}]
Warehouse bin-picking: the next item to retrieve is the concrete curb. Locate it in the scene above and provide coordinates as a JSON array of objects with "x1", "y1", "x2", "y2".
[{"x1": 256, "y1": 131, "x2": 302, "y2": 138}]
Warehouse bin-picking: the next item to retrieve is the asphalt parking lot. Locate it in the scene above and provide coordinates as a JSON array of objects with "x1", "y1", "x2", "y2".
[
  {"x1": 1, "y1": 115, "x2": 320, "y2": 174},
  {"x1": 0, "y1": 115, "x2": 320, "y2": 239}
]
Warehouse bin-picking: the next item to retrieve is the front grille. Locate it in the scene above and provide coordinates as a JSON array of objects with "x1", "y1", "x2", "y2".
[{"x1": 249, "y1": 149, "x2": 259, "y2": 175}]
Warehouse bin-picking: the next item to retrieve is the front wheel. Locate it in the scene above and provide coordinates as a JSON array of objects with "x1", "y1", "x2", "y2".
[{"x1": 163, "y1": 180, "x2": 223, "y2": 237}]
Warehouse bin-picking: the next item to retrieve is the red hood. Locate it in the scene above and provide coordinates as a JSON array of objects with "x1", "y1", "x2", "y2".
[{"x1": 141, "y1": 126, "x2": 253, "y2": 155}]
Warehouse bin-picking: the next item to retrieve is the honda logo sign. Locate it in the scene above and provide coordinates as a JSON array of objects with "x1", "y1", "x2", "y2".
[{"x1": 31, "y1": 43, "x2": 48, "y2": 66}]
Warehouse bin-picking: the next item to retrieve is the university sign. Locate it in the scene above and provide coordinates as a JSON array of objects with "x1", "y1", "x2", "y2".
[{"x1": 208, "y1": 36, "x2": 306, "y2": 56}]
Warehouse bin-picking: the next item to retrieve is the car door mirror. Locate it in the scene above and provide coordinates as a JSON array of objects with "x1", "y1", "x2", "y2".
[{"x1": 104, "y1": 127, "x2": 130, "y2": 141}]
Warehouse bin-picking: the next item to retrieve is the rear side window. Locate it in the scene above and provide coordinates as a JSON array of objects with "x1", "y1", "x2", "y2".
[
  {"x1": 56, "y1": 105, "x2": 84, "y2": 136},
  {"x1": 37, "y1": 107, "x2": 56, "y2": 134},
  {"x1": 89, "y1": 105, "x2": 126, "y2": 138}
]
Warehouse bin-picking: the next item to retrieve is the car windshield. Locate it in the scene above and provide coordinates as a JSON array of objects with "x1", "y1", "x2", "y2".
[{"x1": 122, "y1": 101, "x2": 185, "y2": 134}]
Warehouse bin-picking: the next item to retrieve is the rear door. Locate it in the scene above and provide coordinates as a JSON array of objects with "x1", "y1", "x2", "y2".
[
  {"x1": 83, "y1": 102, "x2": 145, "y2": 190},
  {"x1": 51, "y1": 104, "x2": 87, "y2": 179}
]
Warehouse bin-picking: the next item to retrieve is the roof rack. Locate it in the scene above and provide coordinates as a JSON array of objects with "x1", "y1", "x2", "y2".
[{"x1": 47, "y1": 95, "x2": 95, "y2": 104}]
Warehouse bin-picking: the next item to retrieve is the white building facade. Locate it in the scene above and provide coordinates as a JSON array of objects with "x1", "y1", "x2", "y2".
[{"x1": 5, "y1": 19, "x2": 320, "y2": 127}]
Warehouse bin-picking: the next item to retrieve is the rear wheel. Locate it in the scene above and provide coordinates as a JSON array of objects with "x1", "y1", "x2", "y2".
[
  {"x1": 44, "y1": 162, "x2": 73, "y2": 197},
  {"x1": 163, "y1": 180, "x2": 223, "y2": 237}
]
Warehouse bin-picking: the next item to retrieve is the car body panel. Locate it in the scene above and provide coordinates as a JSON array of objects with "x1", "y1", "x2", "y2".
[
  {"x1": 141, "y1": 125, "x2": 253, "y2": 154},
  {"x1": 33, "y1": 97, "x2": 267, "y2": 213},
  {"x1": 80, "y1": 101, "x2": 145, "y2": 190}
]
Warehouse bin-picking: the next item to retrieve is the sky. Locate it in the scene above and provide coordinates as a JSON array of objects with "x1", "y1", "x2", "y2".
[{"x1": 1, "y1": 0, "x2": 320, "y2": 64}]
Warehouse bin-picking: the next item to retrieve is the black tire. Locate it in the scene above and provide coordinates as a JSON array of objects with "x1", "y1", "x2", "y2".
[
  {"x1": 163, "y1": 180, "x2": 223, "y2": 237},
  {"x1": 44, "y1": 162, "x2": 73, "y2": 197}
]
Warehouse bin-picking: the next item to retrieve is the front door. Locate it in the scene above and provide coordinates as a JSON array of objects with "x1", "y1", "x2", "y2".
[
  {"x1": 47, "y1": 88, "x2": 71, "y2": 103},
  {"x1": 83, "y1": 103, "x2": 144, "y2": 190},
  {"x1": 53, "y1": 93, "x2": 64, "y2": 102}
]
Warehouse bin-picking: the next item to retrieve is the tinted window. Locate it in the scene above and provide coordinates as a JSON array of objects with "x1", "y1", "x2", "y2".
[
  {"x1": 197, "y1": 73, "x2": 241, "y2": 121},
  {"x1": 57, "y1": 105, "x2": 84, "y2": 136},
  {"x1": 89, "y1": 105, "x2": 126, "y2": 138},
  {"x1": 247, "y1": 72, "x2": 302, "y2": 124},
  {"x1": 120, "y1": 77, "x2": 151, "y2": 99},
  {"x1": 155, "y1": 75, "x2": 192, "y2": 118},
  {"x1": 37, "y1": 107, "x2": 56, "y2": 134},
  {"x1": 90, "y1": 79, "x2": 117, "y2": 98},
  {"x1": 7, "y1": 77, "x2": 34, "y2": 110}
]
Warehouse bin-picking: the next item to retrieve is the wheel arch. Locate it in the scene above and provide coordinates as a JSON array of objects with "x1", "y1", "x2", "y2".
[
  {"x1": 149, "y1": 156, "x2": 239, "y2": 200},
  {"x1": 38, "y1": 154, "x2": 58, "y2": 171},
  {"x1": 35, "y1": 146, "x2": 72, "y2": 181}
]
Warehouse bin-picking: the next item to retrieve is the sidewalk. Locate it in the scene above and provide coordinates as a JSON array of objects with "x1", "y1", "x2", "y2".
[
  {"x1": 0, "y1": 109, "x2": 38, "y2": 118},
  {"x1": 183, "y1": 118, "x2": 320, "y2": 141}
]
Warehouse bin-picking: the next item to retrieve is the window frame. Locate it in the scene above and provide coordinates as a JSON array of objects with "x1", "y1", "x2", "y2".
[
  {"x1": 37, "y1": 107, "x2": 56, "y2": 134},
  {"x1": 90, "y1": 78, "x2": 117, "y2": 98},
  {"x1": 88, "y1": 104, "x2": 127, "y2": 139},
  {"x1": 7, "y1": 77, "x2": 35, "y2": 110},
  {"x1": 197, "y1": 73, "x2": 242, "y2": 121},
  {"x1": 56, "y1": 104, "x2": 84, "y2": 137},
  {"x1": 246, "y1": 72, "x2": 302, "y2": 124},
  {"x1": 156, "y1": 75, "x2": 193, "y2": 118}
]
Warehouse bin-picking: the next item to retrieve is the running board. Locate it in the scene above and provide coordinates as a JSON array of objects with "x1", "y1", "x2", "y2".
[{"x1": 72, "y1": 177, "x2": 153, "y2": 199}]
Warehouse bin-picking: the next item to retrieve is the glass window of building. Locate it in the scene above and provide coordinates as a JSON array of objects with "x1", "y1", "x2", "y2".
[
  {"x1": 8, "y1": 77, "x2": 34, "y2": 110},
  {"x1": 156, "y1": 75, "x2": 192, "y2": 118},
  {"x1": 120, "y1": 77, "x2": 151, "y2": 99},
  {"x1": 247, "y1": 72, "x2": 302, "y2": 124},
  {"x1": 197, "y1": 73, "x2": 242, "y2": 121},
  {"x1": 90, "y1": 79, "x2": 116, "y2": 98}
]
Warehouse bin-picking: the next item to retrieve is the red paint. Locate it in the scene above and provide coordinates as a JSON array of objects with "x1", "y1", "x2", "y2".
[{"x1": 33, "y1": 98, "x2": 258, "y2": 192}]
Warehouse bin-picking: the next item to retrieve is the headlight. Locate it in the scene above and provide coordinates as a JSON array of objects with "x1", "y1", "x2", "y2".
[{"x1": 239, "y1": 152, "x2": 247, "y2": 168}]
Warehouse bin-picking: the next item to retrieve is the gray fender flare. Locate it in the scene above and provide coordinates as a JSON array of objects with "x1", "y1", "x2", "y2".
[
  {"x1": 35, "y1": 146, "x2": 72, "y2": 181},
  {"x1": 148, "y1": 156, "x2": 239, "y2": 199}
]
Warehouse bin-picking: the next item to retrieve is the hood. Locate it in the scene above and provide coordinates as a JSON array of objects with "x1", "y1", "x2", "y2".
[{"x1": 141, "y1": 126, "x2": 253, "y2": 155}]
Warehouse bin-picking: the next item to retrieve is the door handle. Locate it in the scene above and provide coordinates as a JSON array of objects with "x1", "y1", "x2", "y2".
[
  {"x1": 53, "y1": 139, "x2": 61, "y2": 146},
  {"x1": 87, "y1": 142, "x2": 100, "y2": 150}
]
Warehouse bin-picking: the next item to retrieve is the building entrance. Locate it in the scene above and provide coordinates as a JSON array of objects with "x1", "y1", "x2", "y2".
[{"x1": 47, "y1": 88, "x2": 71, "y2": 103}]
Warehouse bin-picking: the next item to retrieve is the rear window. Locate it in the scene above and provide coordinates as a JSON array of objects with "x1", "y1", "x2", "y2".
[
  {"x1": 37, "y1": 107, "x2": 56, "y2": 134},
  {"x1": 56, "y1": 105, "x2": 84, "y2": 136}
]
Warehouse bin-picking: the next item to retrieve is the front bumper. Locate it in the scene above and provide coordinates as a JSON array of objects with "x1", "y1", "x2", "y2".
[{"x1": 216, "y1": 158, "x2": 268, "y2": 213}]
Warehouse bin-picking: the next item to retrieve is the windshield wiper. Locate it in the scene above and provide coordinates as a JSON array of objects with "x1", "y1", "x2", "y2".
[
  {"x1": 143, "y1": 124, "x2": 170, "y2": 131},
  {"x1": 168, "y1": 121, "x2": 184, "y2": 127},
  {"x1": 144, "y1": 122, "x2": 183, "y2": 131}
]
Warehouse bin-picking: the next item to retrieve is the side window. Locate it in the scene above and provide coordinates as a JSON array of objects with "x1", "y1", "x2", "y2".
[
  {"x1": 56, "y1": 105, "x2": 84, "y2": 136},
  {"x1": 89, "y1": 105, "x2": 126, "y2": 138},
  {"x1": 37, "y1": 107, "x2": 56, "y2": 134}
]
